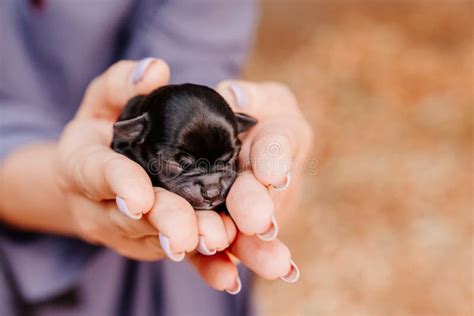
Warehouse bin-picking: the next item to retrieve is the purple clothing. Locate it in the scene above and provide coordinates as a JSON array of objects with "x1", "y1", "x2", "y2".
[{"x1": 0, "y1": 0, "x2": 257, "y2": 315}]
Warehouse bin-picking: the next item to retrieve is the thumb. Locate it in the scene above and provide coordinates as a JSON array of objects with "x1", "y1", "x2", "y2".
[
  {"x1": 77, "y1": 58, "x2": 170, "y2": 120},
  {"x1": 63, "y1": 140, "x2": 155, "y2": 218}
]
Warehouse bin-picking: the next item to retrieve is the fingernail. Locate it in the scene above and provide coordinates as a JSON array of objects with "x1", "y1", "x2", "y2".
[
  {"x1": 280, "y1": 260, "x2": 300, "y2": 283},
  {"x1": 116, "y1": 196, "x2": 142, "y2": 220},
  {"x1": 226, "y1": 275, "x2": 242, "y2": 295},
  {"x1": 257, "y1": 215, "x2": 279, "y2": 241},
  {"x1": 131, "y1": 57, "x2": 156, "y2": 84},
  {"x1": 197, "y1": 236, "x2": 217, "y2": 256},
  {"x1": 271, "y1": 170, "x2": 292, "y2": 192},
  {"x1": 159, "y1": 233, "x2": 185, "y2": 262},
  {"x1": 229, "y1": 83, "x2": 246, "y2": 108}
]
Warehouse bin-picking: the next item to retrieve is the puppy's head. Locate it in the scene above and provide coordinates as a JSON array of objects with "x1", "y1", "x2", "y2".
[{"x1": 112, "y1": 84, "x2": 257, "y2": 210}]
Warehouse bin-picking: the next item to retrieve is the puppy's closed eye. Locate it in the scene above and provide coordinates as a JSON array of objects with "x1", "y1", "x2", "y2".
[
  {"x1": 158, "y1": 160, "x2": 182, "y2": 176},
  {"x1": 176, "y1": 154, "x2": 195, "y2": 169}
]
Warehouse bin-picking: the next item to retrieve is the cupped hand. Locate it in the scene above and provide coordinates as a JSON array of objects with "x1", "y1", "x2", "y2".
[
  {"x1": 56, "y1": 60, "x2": 237, "y2": 268},
  {"x1": 189, "y1": 81, "x2": 313, "y2": 291},
  {"x1": 56, "y1": 59, "x2": 312, "y2": 295}
]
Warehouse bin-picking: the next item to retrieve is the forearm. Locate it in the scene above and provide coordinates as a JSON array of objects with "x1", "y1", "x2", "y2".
[{"x1": 0, "y1": 143, "x2": 78, "y2": 236}]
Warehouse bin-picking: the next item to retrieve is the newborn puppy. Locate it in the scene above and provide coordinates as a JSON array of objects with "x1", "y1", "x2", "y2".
[{"x1": 111, "y1": 84, "x2": 257, "y2": 210}]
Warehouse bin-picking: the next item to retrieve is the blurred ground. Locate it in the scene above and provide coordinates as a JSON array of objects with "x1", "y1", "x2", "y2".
[{"x1": 242, "y1": 1, "x2": 473, "y2": 315}]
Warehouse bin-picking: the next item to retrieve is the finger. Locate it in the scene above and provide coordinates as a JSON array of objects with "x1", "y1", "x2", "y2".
[
  {"x1": 74, "y1": 197, "x2": 158, "y2": 238},
  {"x1": 230, "y1": 234, "x2": 299, "y2": 283},
  {"x1": 216, "y1": 80, "x2": 302, "y2": 119},
  {"x1": 105, "y1": 200, "x2": 158, "y2": 238},
  {"x1": 78, "y1": 58, "x2": 170, "y2": 119},
  {"x1": 248, "y1": 122, "x2": 293, "y2": 187},
  {"x1": 195, "y1": 211, "x2": 231, "y2": 255},
  {"x1": 146, "y1": 188, "x2": 199, "y2": 261},
  {"x1": 216, "y1": 80, "x2": 276, "y2": 119},
  {"x1": 188, "y1": 252, "x2": 241, "y2": 294},
  {"x1": 62, "y1": 142, "x2": 154, "y2": 217},
  {"x1": 226, "y1": 171, "x2": 277, "y2": 240},
  {"x1": 216, "y1": 80, "x2": 307, "y2": 187},
  {"x1": 111, "y1": 235, "x2": 165, "y2": 261},
  {"x1": 220, "y1": 213, "x2": 238, "y2": 244},
  {"x1": 68, "y1": 195, "x2": 163, "y2": 260}
]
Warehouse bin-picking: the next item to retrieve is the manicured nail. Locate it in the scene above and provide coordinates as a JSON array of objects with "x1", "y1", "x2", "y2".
[
  {"x1": 197, "y1": 236, "x2": 217, "y2": 256},
  {"x1": 257, "y1": 215, "x2": 279, "y2": 241},
  {"x1": 159, "y1": 233, "x2": 185, "y2": 262},
  {"x1": 116, "y1": 196, "x2": 142, "y2": 220},
  {"x1": 229, "y1": 83, "x2": 246, "y2": 108},
  {"x1": 131, "y1": 57, "x2": 156, "y2": 84},
  {"x1": 225, "y1": 275, "x2": 242, "y2": 295},
  {"x1": 280, "y1": 260, "x2": 300, "y2": 283},
  {"x1": 271, "y1": 171, "x2": 291, "y2": 192}
]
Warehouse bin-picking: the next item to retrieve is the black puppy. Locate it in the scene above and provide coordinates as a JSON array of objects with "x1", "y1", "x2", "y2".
[{"x1": 111, "y1": 84, "x2": 257, "y2": 210}]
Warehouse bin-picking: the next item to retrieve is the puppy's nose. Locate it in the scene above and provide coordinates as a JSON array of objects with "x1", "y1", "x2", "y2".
[{"x1": 201, "y1": 184, "x2": 220, "y2": 200}]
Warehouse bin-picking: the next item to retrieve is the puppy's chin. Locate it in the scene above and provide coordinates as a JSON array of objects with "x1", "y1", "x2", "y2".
[
  {"x1": 157, "y1": 169, "x2": 236, "y2": 211},
  {"x1": 193, "y1": 199, "x2": 226, "y2": 211}
]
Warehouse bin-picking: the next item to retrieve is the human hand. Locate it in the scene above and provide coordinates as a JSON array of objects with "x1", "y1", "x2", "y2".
[
  {"x1": 56, "y1": 60, "x2": 237, "y2": 270},
  {"x1": 56, "y1": 59, "x2": 312, "y2": 294},
  {"x1": 188, "y1": 81, "x2": 313, "y2": 291}
]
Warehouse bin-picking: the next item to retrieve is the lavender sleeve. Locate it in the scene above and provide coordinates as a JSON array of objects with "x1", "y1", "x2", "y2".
[
  {"x1": 0, "y1": 97, "x2": 100, "y2": 304},
  {"x1": 122, "y1": 0, "x2": 258, "y2": 86},
  {"x1": 0, "y1": 98, "x2": 63, "y2": 160}
]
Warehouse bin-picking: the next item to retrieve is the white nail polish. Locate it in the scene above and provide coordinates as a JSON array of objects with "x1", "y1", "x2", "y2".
[
  {"x1": 229, "y1": 83, "x2": 246, "y2": 108},
  {"x1": 116, "y1": 196, "x2": 142, "y2": 220},
  {"x1": 280, "y1": 260, "x2": 300, "y2": 283},
  {"x1": 225, "y1": 276, "x2": 242, "y2": 295},
  {"x1": 271, "y1": 170, "x2": 292, "y2": 192},
  {"x1": 197, "y1": 236, "x2": 217, "y2": 256},
  {"x1": 131, "y1": 57, "x2": 156, "y2": 84},
  {"x1": 159, "y1": 233, "x2": 185, "y2": 262},
  {"x1": 257, "y1": 215, "x2": 279, "y2": 241}
]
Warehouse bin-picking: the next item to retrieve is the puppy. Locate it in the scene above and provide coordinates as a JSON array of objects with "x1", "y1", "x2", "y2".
[{"x1": 111, "y1": 83, "x2": 257, "y2": 210}]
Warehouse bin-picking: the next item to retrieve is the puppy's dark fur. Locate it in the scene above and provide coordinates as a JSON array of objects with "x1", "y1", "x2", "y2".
[{"x1": 111, "y1": 84, "x2": 257, "y2": 210}]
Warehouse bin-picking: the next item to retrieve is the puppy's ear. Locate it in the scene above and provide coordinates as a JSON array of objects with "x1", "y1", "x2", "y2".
[
  {"x1": 113, "y1": 113, "x2": 150, "y2": 143},
  {"x1": 235, "y1": 112, "x2": 258, "y2": 133}
]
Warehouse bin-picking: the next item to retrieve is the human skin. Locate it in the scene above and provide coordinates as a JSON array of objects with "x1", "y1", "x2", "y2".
[{"x1": 0, "y1": 59, "x2": 312, "y2": 294}]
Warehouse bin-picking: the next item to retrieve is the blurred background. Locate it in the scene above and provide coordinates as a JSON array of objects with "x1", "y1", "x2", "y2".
[{"x1": 243, "y1": 1, "x2": 472, "y2": 315}]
